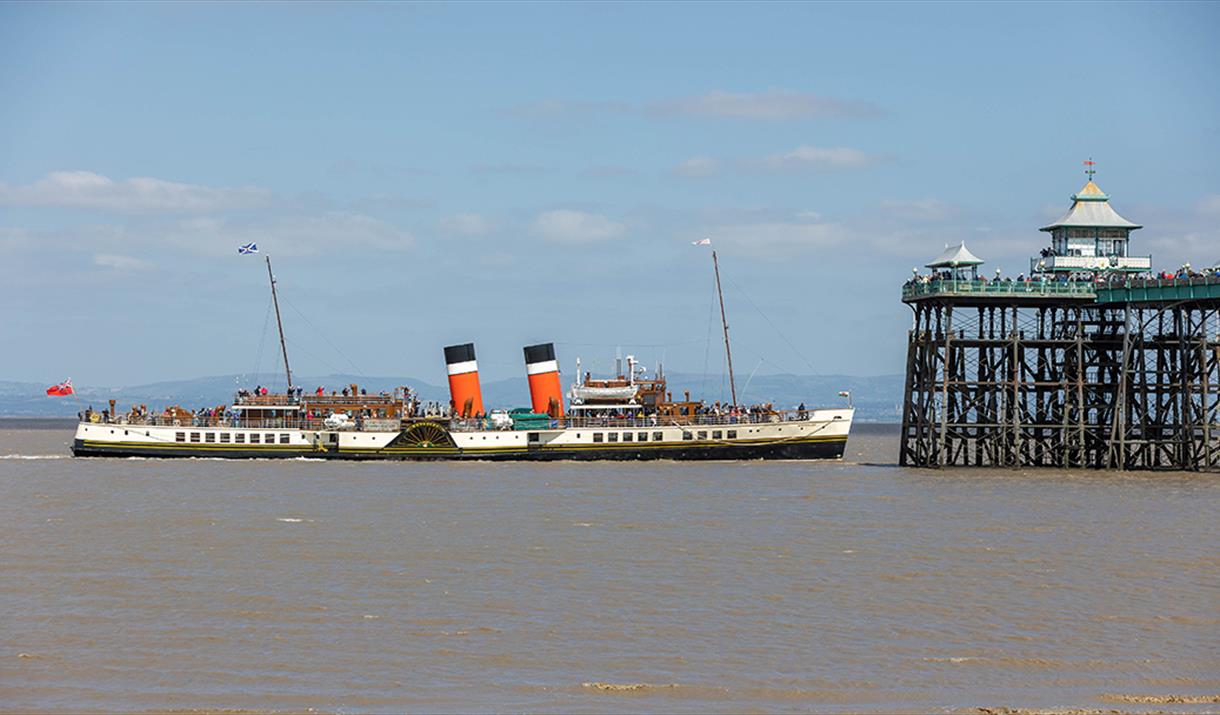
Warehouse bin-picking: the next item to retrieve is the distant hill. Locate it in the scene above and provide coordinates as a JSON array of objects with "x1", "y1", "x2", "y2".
[{"x1": 1, "y1": 372, "x2": 904, "y2": 422}]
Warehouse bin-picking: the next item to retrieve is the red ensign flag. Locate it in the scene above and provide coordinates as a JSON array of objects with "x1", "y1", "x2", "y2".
[{"x1": 46, "y1": 379, "x2": 74, "y2": 396}]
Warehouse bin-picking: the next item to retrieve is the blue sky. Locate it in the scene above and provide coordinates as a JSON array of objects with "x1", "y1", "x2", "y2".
[{"x1": 2, "y1": 1, "x2": 1218, "y2": 388}]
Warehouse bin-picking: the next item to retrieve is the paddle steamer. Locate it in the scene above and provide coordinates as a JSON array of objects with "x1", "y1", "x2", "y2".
[{"x1": 72, "y1": 254, "x2": 853, "y2": 461}]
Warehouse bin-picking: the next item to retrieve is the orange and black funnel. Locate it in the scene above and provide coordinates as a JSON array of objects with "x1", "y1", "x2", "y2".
[
  {"x1": 524, "y1": 342, "x2": 564, "y2": 417},
  {"x1": 444, "y1": 343, "x2": 484, "y2": 418}
]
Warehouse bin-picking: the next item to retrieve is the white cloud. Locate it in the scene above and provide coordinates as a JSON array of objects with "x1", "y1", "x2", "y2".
[
  {"x1": 694, "y1": 213, "x2": 849, "y2": 257},
  {"x1": 439, "y1": 213, "x2": 494, "y2": 236},
  {"x1": 531, "y1": 210, "x2": 625, "y2": 243},
  {"x1": 94, "y1": 253, "x2": 153, "y2": 270},
  {"x1": 1198, "y1": 195, "x2": 1220, "y2": 215},
  {"x1": 507, "y1": 91, "x2": 883, "y2": 124},
  {"x1": 0, "y1": 171, "x2": 272, "y2": 213},
  {"x1": 582, "y1": 165, "x2": 638, "y2": 178},
  {"x1": 880, "y1": 199, "x2": 956, "y2": 221},
  {"x1": 674, "y1": 146, "x2": 881, "y2": 178},
  {"x1": 166, "y1": 212, "x2": 414, "y2": 256},
  {"x1": 0, "y1": 227, "x2": 32, "y2": 252},
  {"x1": 470, "y1": 163, "x2": 547, "y2": 176},
  {"x1": 503, "y1": 99, "x2": 633, "y2": 119},
  {"x1": 649, "y1": 90, "x2": 883, "y2": 121},
  {"x1": 751, "y1": 145, "x2": 879, "y2": 171},
  {"x1": 673, "y1": 156, "x2": 722, "y2": 177}
]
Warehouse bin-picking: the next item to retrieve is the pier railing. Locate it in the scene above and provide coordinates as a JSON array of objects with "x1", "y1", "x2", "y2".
[
  {"x1": 902, "y1": 279, "x2": 1098, "y2": 301},
  {"x1": 1095, "y1": 276, "x2": 1220, "y2": 304}
]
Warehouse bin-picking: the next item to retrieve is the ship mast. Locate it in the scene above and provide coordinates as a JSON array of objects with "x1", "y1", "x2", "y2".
[
  {"x1": 265, "y1": 256, "x2": 293, "y2": 391},
  {"x1": 712, "y1": 249, "x2": 738, "y2": 406}
]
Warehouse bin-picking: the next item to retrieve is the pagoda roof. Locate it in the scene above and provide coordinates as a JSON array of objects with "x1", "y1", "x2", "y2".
[
  {"x1": 1040, "y1": 179, "x2": 1142, "y2": 231},
  {"x1": 926, "y1": 241, "x2": 984, "y2": 268}
]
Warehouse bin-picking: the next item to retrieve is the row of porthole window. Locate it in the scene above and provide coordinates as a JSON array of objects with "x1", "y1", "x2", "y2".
[
  {"x1": 587, "y1": 430, "x2": 738, "y2": 443},
  {"x1": 175, "y1": 432, "x2": 291, "y2": 444}
]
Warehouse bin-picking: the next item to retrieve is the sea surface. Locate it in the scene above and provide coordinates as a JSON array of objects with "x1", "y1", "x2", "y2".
[{"x1": 1, "y1": 423, "x2": 1217, "y2": 714}]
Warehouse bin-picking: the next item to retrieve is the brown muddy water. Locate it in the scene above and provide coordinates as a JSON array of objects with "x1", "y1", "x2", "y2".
[{"x1": 1, "y1": 424, "x2": 1217, "y2": 714}]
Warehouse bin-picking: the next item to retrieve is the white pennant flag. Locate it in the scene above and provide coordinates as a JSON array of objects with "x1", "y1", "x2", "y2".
[{"x1": 691, "y1": 238, "x2": 711, "y2": 246}]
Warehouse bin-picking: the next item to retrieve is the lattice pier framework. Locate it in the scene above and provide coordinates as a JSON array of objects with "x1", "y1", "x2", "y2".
[{"x1": 900, "y1": 297, "x2": 1220, "y2": 470}]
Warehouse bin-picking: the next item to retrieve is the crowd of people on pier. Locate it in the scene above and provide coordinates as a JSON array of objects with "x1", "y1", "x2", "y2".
[{"x1": 906, "y1": 263, "x2": 1219, "y2": 289}]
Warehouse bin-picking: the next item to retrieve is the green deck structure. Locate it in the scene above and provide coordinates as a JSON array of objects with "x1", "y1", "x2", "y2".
[{"x1": 1095, "y1": 277, "x2": 1220, "y2": 304}]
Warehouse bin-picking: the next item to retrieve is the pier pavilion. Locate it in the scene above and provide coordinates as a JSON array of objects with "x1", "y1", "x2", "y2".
[{"x1": 899, "y1": 174, "x2": 1220, "y2": 471}]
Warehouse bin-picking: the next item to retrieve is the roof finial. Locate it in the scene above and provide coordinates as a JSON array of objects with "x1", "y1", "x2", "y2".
[{"x1": 1083, "y1": 157, "x2": 1096, "y2": 181}]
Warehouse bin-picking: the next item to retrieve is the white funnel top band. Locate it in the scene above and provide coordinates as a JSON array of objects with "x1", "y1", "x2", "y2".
[
  {"x1": 446, "y1": 360, "x2": 478, "y2": 376},
  {"x1": 526, "y1": 359, "x2": 559, "y2": 376}
]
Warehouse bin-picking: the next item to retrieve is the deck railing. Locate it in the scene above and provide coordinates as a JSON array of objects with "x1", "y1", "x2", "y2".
[
  {"x1": 448, "y1": 408, "x2": 839, "y2": 433},
  {"x1": 83, "y1": 414, "x2": 334, "y2": 430}
]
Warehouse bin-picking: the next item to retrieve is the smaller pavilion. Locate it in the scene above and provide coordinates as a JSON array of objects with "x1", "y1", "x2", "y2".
[{"x1": 925, "y1": 241, "x2": 984, "y2": 281}]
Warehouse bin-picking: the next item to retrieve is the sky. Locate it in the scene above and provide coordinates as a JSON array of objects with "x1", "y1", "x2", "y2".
[{"x1": 2, "y1": 1, "x2": 1218, "y2": 389}]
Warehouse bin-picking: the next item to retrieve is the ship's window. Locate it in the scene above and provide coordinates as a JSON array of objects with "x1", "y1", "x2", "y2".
[
  {"x1": 528, "y1": 432, "x2": 540, "y2": 443},
  {"x1": 593, "y1": 433, "x2": 603, "y2": 443},
  {"x1": 205, "y1": 432, "x2": 216, "y2": 443},
  {"x1": 622, "y1": 432, "x2": 632, "y2": 442},
  {"x1": 190, "y1": 432, "x2": 201, "y2": 442},
  {"x1": 235, "y1": 433, "x2": 245, "y2": 443},
  {"x1": 220, "y1": 433, "x2": 231, "y2": 443},
  {"x1": 637, "y1": 432, "x2": 647, "y2": 442},
  {"x1": 265, "y1": 433, "x2": 275, "y2": 444},
  {"x1": 697, "y1": 431, "x2": 707, "y2": 440},
  {"x1": 712, "y1": 430, "x2": 722, "y2": 439},
  {"x1": 176, "y1": 432, "x2": 185, "y2": 442},
  {"x1": 608, "y1": 433, "x2": 618, "y2": 443},
  {"x1": 653, "y1": 432, "x2": 663, "y2": 442},
  {"x1": 727, "y1": 430, "x2": 737, "y2": 439},
  {"x1": 250, "y1": 433, "x2": 260, "y2": 444},
  {"x1": 682, "y1": 431, "x2": 693, "y2": 441},
  {"x1": 280, "y1": 434, "x2": 290, "y2": 444}
]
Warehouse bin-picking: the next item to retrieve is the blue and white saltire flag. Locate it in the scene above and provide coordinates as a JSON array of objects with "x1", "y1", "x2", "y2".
[{"x1": 238, "y1": 242, "x2": 259, "y2": 255}]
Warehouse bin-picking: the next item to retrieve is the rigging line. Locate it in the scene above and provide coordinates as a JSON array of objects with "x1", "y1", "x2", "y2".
[
  {"x1": 724, "y1": 275, "x2": 818, "y2": 374},
  {"x1": 741, "y1": 358, "x2": 765, "y2": 399},
  {"x1": 281, "y1": 334, "x2": 352, "y2": 380},
  {"x1": 701, "y1": 270, "x2": 718, "y2": 403},
  {"x1": 280, "y1": 295, "x2": 369, "y2": 380},
  {"x1": 246, "y1": 295, "x2": 275, "y2": 388},
  {"x1": 555, "y1": 338, "x2": 707, "y2": 348}
]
